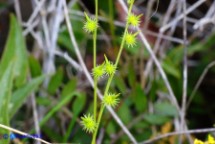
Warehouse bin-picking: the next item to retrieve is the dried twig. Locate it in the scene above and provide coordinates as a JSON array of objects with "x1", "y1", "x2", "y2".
[
  {"x1": 14, "y1": 0, "x2": 22, "y2": 23},
  {"x1": 160, "y1": 0, "x2": 206, "y2": 32},
  {"x1": 31, "y1": 93, "x2": 41, "y2": 144},
  {"x1": 140, "y1": 127, "x2": 215, "y2": 144},
  {"x1": 111, "y1": 114, "x2": 145, "y2": 143},
  {"x1": 23, "y1": 18, "x2": 40, "y2": 36},
  {"x1": 42, "y1": 0, "x2": 64, "y2": 87},
  {"x1": 193, "y1": 1, "x2": 215, "y2": 30},
  {"x1": 0, "y1": 124, "x2": 50, "y2": 144},
  {"x1": 181, "y1": 0, "x2": 188, "y2": 130},
  {"x1": 187, "y1": 61, "x2": 215, "y2": 108},
  {"x1": 140, "y1": 0, "x2": 156, "y2": 88},
  {"x1": 54, "y1": 50, "x2": 82, "y2": 72},
  {"x1": 24, "y1": 0, "x2": 46, "y2": 29},
  {"x1": 144, "y1": 0, "x2": 177, "y2": 80},
  {"x1": 180, "y1": 0, "x2": 192, "y2": 143},
  {"x1": 97, "y1": 128, "x2": 105, "y2": 144}
]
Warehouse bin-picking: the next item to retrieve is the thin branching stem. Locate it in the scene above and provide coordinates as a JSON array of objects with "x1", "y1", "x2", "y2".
[
  {"x1": 92, "y1": 105, "x2": 105, "y2": 144},
  {"x1": 93, "y1": 0, "x2": 98, "y2": 126},
  {"x1": 180, "y1": 0, "x2": 192, "y2": 143},
  {"x1": 91, "y1": 2, "x2": 134, "y2": 143},
  {"x1": 187, "y1": 61, "x2": 215, "y2": 108},
  {"x1": 62, "y1": 1, "x2": 137, "y2": 143},
  {"x1": 160, "y1": 0, "x2": 206, "y2": 32}
]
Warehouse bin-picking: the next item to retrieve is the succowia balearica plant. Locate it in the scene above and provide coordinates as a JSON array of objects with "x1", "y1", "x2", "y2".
[{"x1": 81, "y1": 0, "x2": 142, "y2": 143}]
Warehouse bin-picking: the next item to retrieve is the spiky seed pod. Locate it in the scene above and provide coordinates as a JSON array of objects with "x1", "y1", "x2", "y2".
[
  {"x1": 127, "y1": 13, "x2": 142, "y2": 27},
  {"x1": 124, "y1": 31, "x2": 139, "y2": 48},
  {"x1": 81, "y1": 114, "x2": 97, "y2": 133},
  {"x1": 104, "y1": 55, "x2": 116, "y2": 76},
  {"x1": 83, "y1": 12, "x2": 98, "y2": 33},
  {"x1": 92, "y1": 64, "x2": 105, "y2": 79},
  {"x1": 102, "y1": 93, "x2": 120, "y2": 107}
]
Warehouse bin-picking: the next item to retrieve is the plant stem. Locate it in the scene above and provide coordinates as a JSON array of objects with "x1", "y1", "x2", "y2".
[
  {"x1": 104, "y1": 2, "x2": 133, "y2": 96},
  {"x1": 93, "y1": 0, "x2": 98, "y2": 122},
  {"x1": 92, "y1": 104, "x2": 105, "y2": 144},
  {"x1": 92, "y1": 0, "x2": 98, "y2": 143},
  {"x1": 91, "y1": 2, "x2": 134, "y2": 143},
  {"x1": 93, "y1": 79, "x2": 98, "y2": 119}
]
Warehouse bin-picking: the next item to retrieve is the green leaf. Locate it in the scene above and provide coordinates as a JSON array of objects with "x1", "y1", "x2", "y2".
[
  {"x1": 149, "y1": 80, "x2": 158, "y2": 102},
  {"x1": 47, "y1": 67, "x2": 64, "y2": 95},
  {"x1": 58, "y1": 32, "x2": 75, "y2": 54},
  {"x1": 118, "y1": 102, "x2": 132, "y2": 124},
  {"x1": 29, "y1": 55, "x2": 42, "y2": 78},
  {"x1": 39, "y1": 92, "x2": 78, "y2": 127},
  {"x1": 132, "y1": 84, "x2": 147, "y2": 112},
  {"x1": 42, "y1": 126, "x2": 62, "y2": 142},
  {"x1": 61, "y1": 78, "x2": 77, "y2": 98},
  {"x1": 0, "y1": 62, "x2": 14, "y2": 142},
  {"x1": 162, "y1": 58, "x2": 180, "y2": 79},
  {"x1": 64, "y1": 93, "x2": 86, "y2": 142},
  {"x1": 114, "y1": 75, "x2": 126, "y2": 94},
  {"x1": 135, "y1": 127, "x2": 152, "y2": 141},
  {"x1": 154, "y1": 101, "x2": 178, "y2": 117},
  {"x1": 133, "y1": 121, "x2": 150, "y2": 129},
  {"x1": 106, "y1": 121, "x2": 116, "y2": 135},
  {"x1": 0, "y1": 14, "x2": 28, "y2": 87},
  {"x1": 167, "y1": 34, "x2": 215, "y2": 65},
  {"x1": 36, "y1": 97, "x2": 51, "y2": 106},
  {"x1": 144, "y1": 114, "x2": 170, "y2": 125},
  {"x1": 187, "y1": 34, "x2": 215, "y2": 56},
  {"x1": 10, "y1": 75, "x2": 45, "y2": 117},
  {"x1": 0, "y1": 3, "x2": 7, "y2": 8},
  {"x1": 72, "y1": 93, "x2": 86, "y2": 115}
]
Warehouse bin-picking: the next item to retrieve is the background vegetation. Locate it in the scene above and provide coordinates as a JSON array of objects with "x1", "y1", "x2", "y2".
[{"x1": 0, "y1": 0, "x2": 215, "y2": 143}]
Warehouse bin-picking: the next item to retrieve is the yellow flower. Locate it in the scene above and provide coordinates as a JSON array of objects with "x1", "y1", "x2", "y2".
[
  {"x1": 102, "y1": 93, "x2": 120, "y2": 107},
  {"x1": 208, "y1": 134, "x2": 215, "y2": 144},
  {"x1": 81, "y1": 114, "x2": 97, "y2": 133},
  {"x1": 124, "y1": 32, "x2": 138, "y2": 48},
  {"x1": 194, "y1": 139, "x2": 204, "y2": 144},
  {"x1": 127, "y1": 13, "x2": 142, "y2": 27},
  {"x1": 83, "y1": 12, "x2": 98, "y2": 33}
]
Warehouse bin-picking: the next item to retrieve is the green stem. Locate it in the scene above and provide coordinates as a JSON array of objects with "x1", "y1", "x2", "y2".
[
  {"x1": 92, "y1": 104, "x2": 105, "y2": 144},
  {"x1": 91, "y1": 3, "x2": 134, "y2": 143},
  {"x1": 93, "y1": 79, "x2": 98, "y2": 120},
  {"x1": 104, "y1": 2, "x2": 133, "y2": 96},
  {"x1": 93, "y1": 0, "x2": 98, "y2": 122},
  {"x1": 92, "y1": 0, "x2": 98, "y2": 143}
]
